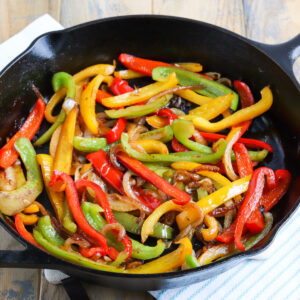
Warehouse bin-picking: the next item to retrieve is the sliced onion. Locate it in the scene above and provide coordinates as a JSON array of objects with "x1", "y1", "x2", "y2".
[
  {"x1": 204, "y1": 72, "x2": 221, "y2": 80},
  {"x1": 107, "y1": 194, "x2": 138, "y2": 212},
  {"x1": 109, "y1": 144, "x2": 126, "y2": 171},
  {"x1": 49, "y1": 125, "x2": 62, "y2": 157},
  {"x1": 100, "y1": 223, "x2": 126, "y2": 242},
  {"x1": 122, "y1": 171, "x2": 151, "y2": 214},
  {"x1": 127, "y1": 123, "x2": 148, "y2": 141},
  {"x1": 193, "y1": 130, "x2": 208, "y2": 145},
  {"x1": 64, "y1": 237, "x2": 90, "y2": 253},
  {"x1": 63, "y1": 98, "x2": 77, "y2": 113},
  {"x1": 192, "y1": 164, "x2": 220, "y2": 172},
  {"x1": 133, "y1": 116, "x2": 146, "y2": 125},
  {"x1": 217, "y1": 77, "x2": 232, "y2": 87}
]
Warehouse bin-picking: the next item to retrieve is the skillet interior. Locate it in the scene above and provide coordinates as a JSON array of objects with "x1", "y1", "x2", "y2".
[{"x1": 0, "y1": 15, "x2": 299, "y2": 290}]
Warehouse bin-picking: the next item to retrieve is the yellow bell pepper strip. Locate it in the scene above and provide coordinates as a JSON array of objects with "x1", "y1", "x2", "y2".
[
  {"x1": 105, "y1": 94, "x2": 172, "y2": 119},
  {"x1": 0, "y1": 138, "x2": 43, "y2": 216},
  {"x1": 139, "y1": 125, "x2": 173, "y2": 143},
  {"x1": 146, "y1": 115, "x2": 169, "y2": 128},
  {"x1": 45, "y1": 64, "x2": 115, "y2": 123},
  {"x1": 183, "y1": 93, "x2": 233, "y2": 120},
  {"x1": 141, "y1": 200, "x2": 184, "y2": 243},
  {"x1": 202, "y1": 214, "x2": 219, "y2": 242},
  {"x1": 101, "y1": 72, "x2": 178, "y2": 108},
  {"x1": 126, "y1": 237, "x2": 192, "y2": 274},
  {"x1": 114, "y1": 69, "x2": 145, "y2": 79},
  {"x1": 121, "y1": 133, "x2": 227, "y2": 163},
  {"x1": 131, "y1": 140, "x2": 169, "y2": 154},
  {"x1": 37, "y1": 154, "x2": 64, "y2": 222},
  {"x1": 172, "y1": 119, "x2": 213, "y2": 154},
  {"x1": 222, "y1": 127, "x2": 242, "y2": 181},
  {"x1": 152, "y1": 66, "x2": 239, "y2": 110},
  {"x1": 175, "y1": 62, "x2": 203, "y2": 72},
  {"x1": 189, "y1": 86, "x2": 273, "y2": 132},
  {"x1": 23, "y1": 203, "x2": 39, "y2": 214},
  {"x1": 80, "y1": 74, "x2": 104, "y2": 135},
  {"x1": 176, "y1": 175, "x2": 251, "y2": 231},
  {"x1": 33, "y1": 229, "x2": 124, "y2": 273},
  {"x1": 18, "y1": 212, "x2": 39, "y2": 225},
  {"x1": 175, "y1": 89, "x2": 213, "y2": 106},
  {"x1": 53, "y1": 106, "x2": 78, "y2": 174}
]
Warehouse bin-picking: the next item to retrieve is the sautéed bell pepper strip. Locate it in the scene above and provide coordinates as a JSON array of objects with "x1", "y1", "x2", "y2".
[
  {"x1": 119, "y1": 53, "x2": 171, "y2": 76},
  {"x1": 96, "y1": 90, "x2": 113, "y2": 104},
  {"x1": 139, "y1": 125, "x2": 173, "y2": 143},
  {"x1": 105, "y1": 118, "x2": 127, "y2": 144},
  {"x1": 110, "y1": 76, "x2": 134, "y2": 95},
  {"x1": 172, "y1": 119, "x2": 213, "y2": 154},
  {"x1": 37, "y1": 154, "x2": 64, "y2": 221},
  {"x1": 53, "y1": 106, "x2": 77, "y2": 175},
  {"x1": 0, "y1": 99, "x2": 45, "y2": 169},
  {"x1": 81, "y1": 202, "x2": 165, "y2": 260},
  {"x1": 121, "y1": 132, "x2": 227, "y2": 163},
  {"x1": 171, "y1": 137, "x2": 189, "y2": 152},
  {"x1": 76, "y1": 179, "x2": 132, "y2": 259},
  {"x1": 80, "y1": 74, "x2": 104, "y2": 135},
  {"x1": 233, "y1": 143, "x2": 253, "y2": 178},
  {"x1": 0, "y1": 138, "x2": 43, "y2": 216},
  {"x1": 134, "y1": 186, "x2": 162, "y2": 210},
  {"x1": 117, "y1": 153, "x2": 191, "y2": 205},
  {"x1": 34, "y1": 72, "x2": 76, "y2": 146},
  {"x1": 105, "y1": 94, "x2": 172, "y2": 119},
  {"x1": 33, "y1": 229, "x2": 124, "y2": 273},
  {"x1": 156, "y1": 108, "x2": 178, "y2": 125},
  {"x1": 49, "y1": 171, "x2": 116, "y2": 260},
  {"x1": 101, "y1": 72, "x2": 178, "y2": 108},
  {"x1": 126, "y1": 237, "x2": 193, "y2": 274},
  {"x1": 152, "y1": 66, "x2": 239, "y2": 110},
  {"x1": 15, "y1": 213, "x2": 41, "y2": 248},
  {"x1": 186, "y1": 86, "x2": 273, "y2": 132},
  {"x1": 234, "y1": 167, "x2": 276, "y2": 251},
  {"x1": 198, "y1": 132, "x2": 273, "y2": 152},
  {"x1": 185, "y1": 254, "x2": 201, "y2": 269},
  {"x1": 86, "y1": 149, "x2": 124, "y2": 194},
  {"x1": 72, "y1": 137, "x2": 107, "y2": 152}
]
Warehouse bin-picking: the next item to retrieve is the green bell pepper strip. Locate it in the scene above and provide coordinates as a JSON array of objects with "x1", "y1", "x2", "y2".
[
  {"x1": 73, "y1": 137, "x2": 107, "y2": 152},
  {"x1": 197, "y1": 187, "x2": 208, "y2": 201},
  {"x1": 37, "y1": 215, "x2": 65, "y2": 246},
  {"x1": 121, "y1": 133, "x2": 227, "y2": 163},
  {"x1": 33, "y1": 229, "x2": 124, "y2": 273},
  {"x1": 0, "y1": 138, "x2": 43, "y2": 216},
  {"x1": 34, "y1": 72, "x2": 76, "y2": 146},
  {"x1": 81, "y1": 202, "x2": 166, "y2": 260},
  {"x1": 139, "y1": 125, "x2": 173, "y2": 143},
  {"x1": 231, "y1": 149, "x2": 268, "y2": 162},
  {"x1": 185, "y1": 254, "x2": 201, "y2": 269},
  {"x1": 152, "y1": 67, "x2": 239, "y2": 111},
  {"x1": 172, "y1": 119, "x2": 213, "y2": 154},
  {"x1": 113, "y1": 211, "x2": 173, "y2": 239},
  {"x1": 105, "y1": 94, "x2": 172, "y2": 119},
  {"x1": 34, "y1": 111, "x2": 66, "y2": 146},
  {"x1": 62, "y1": 199, "x2": 77, "y2": 233}
]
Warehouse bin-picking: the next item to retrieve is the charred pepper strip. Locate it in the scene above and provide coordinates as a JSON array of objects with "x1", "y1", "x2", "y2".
[
  {"x1": 234, "y1": 167, "x2": 276, "y2": 251},
  {"x1": 86, "y1": 150, "x2": 124, "y2": 194},
  {"x1": 152, "y1": 66, "x2": 239, "y2": 110},
  {"x1": 0, "y1": 99, "x2": 45, "y2": 168},
  {"x1": 0, "y1": 138, "x2": 43, "y2": 216},
  {"x1": 117, "y1": 153, "x2": 191, "y2": 205}
]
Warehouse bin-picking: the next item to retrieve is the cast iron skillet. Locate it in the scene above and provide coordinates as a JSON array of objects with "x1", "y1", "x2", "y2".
[{"x1": 0, "y1": 15, "x2": 299, "y2": 291}]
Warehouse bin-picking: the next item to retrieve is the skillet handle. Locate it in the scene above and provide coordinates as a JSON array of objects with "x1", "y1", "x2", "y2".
[{"x1": 252, "y1": 34, "x2": 300, "y2": 86}]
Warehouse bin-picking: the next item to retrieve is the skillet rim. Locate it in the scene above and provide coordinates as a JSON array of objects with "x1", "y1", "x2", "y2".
[{"x1": 0, "y1": 14, "x2": 299, "y2": 279}]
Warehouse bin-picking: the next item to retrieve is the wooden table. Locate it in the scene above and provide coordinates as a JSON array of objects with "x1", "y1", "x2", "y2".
[{"x1": 0, "y1": 1, "x2": 299, "y2": 299}]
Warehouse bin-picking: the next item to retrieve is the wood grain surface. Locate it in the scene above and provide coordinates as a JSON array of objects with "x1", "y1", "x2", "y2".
[{"x1": 0, "y1": 0, "x2": 299, "y2": 299}]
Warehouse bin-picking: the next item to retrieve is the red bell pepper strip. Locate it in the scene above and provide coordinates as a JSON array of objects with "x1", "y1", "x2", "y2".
[
  {"x1": 86, "y1": 150, "x2": 124, "y2": 194},
  {"x1": 246, "y1": 169, "x2": 291, "y2": 233},
  {"x1": 76, "y1": 179, "x2": 132, "y2": 258},
  {"x1": 105, "y1": 118, "x2": 127, "y2": 144},
  {"x1": 0, "y1": 99, "x2": 45, "y2": 169},
  {"x1": 49, "y1": 171, "x2": 115, "y2": 259},
  {"x1": 234, "y1": 167, "x2": 276, "y2": 251},
  {"x1": 96, "y1": 90, "x2": 113, "y2": 104},
  {"x1": 117, "y1": 153, "x2": 191, "y2": 205},
  {"x1": 233, "y1": 143, "x2": 253, "y2": 178},
  {"x1": 217, "y1": 169, "x2": 291, "y2": 242},
  {"x1": 155, "y1": 108, "x2": 178, "y2": 125},
  {"x1": 15, "y1": 213, "x2": 41, "y2": 248},
  {"x1": 199, "y1": 132, "x2": 273, "y2": 152},
  {"x1": 134, "y1": 186, "x2": 161, "y2": 210},
  {"x1": 110, "y1": 77, "x2": 134, "y2": 95},
  {"x1": 233, "y1": 80, "x2": 255, "y2": 109},
  {"x1": 171, "y1": 137, "x2": 189, "y2": 152}
]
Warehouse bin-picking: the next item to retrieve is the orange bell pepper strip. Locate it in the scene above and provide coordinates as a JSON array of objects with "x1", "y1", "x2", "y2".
[
  {"x1": 0, "y1": 99, "x2": 45, "y2": 169},
  {"x1": 126, "y1": 237, "x2": 193, "y2": 274}
]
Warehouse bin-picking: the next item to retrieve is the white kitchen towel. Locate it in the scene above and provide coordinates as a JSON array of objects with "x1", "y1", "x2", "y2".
[{"x1": 1, "y1": 14, "x2": 300, "y2": 300}]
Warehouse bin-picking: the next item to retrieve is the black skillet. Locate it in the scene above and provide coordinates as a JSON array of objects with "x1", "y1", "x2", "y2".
[{"x1": 0, "y1": 15, "x2": 299, "y2": 291}]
